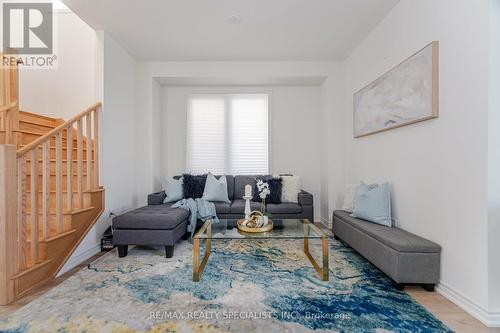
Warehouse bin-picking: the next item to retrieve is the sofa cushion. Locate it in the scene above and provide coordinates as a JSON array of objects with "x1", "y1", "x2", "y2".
[
  {"x1": 234, "y1": 175, "x2": 267, "y2": 199},
  {"x1": 214, "y1": 202, "x2": 231, "y2": 214},
  {"x1": 113, "y1": 205, "x2": 189, "y2": 230},
  {"x1": 333, "y1": 210, "x2": 441, "y2": 253},
  {"x1": 266, "y1": 203, "x2": 302, "y2": 214},
  {"x1": 230, "y1": 199, "x2": 262, "y2": 214}
]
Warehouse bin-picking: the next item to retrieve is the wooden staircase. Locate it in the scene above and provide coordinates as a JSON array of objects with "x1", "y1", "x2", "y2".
[{"x1": 0, "y1": 53, "x2": 105, "y2": 305}]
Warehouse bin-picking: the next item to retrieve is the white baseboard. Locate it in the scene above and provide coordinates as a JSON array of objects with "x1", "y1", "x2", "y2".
[
  {"x1": 56, "y1": 243, "x2": 101, "y2": 277},
  {"x1": 437, "y1": 283, "x2": 500, "y2": 327},
  {"x1": 320, "y1": 217, "x2": 332, "y2": 229}
]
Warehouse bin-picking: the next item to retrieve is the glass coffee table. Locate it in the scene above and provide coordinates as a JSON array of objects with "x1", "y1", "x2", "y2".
[{"x1": 193, "y1": 219, "x2": 329, "y2": 282}]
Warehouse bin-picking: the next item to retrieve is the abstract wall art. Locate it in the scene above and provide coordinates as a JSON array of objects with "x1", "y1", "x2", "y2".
[{"x1": 353, "y1": 41, "x2": 439, "y2": 138}]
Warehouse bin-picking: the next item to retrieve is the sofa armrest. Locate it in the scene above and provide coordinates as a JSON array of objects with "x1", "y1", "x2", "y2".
[
  {"x1": 148, "y1": 191, "x2": 166, "y2": 205},
  {"x1": 298, "y1": 190, "x2": 313, "y2": 206}
]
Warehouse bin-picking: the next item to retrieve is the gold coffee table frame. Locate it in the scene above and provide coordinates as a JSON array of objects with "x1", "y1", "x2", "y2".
[
  {"x1": 193, "y1": 219, "x2": 329, "y2": 282},
  {"x1": 193, "y1": 221, "x2": 212, "y2": 282}
]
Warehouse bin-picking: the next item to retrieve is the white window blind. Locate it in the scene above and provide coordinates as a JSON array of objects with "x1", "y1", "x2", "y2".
[{"x1": 187, "y1": 94, "x2": 269, "y2": 175}]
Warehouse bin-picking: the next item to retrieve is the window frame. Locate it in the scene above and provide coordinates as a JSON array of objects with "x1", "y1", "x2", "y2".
[{"x1": 185, "y1": 89, "x2": 273, "y2": 175}]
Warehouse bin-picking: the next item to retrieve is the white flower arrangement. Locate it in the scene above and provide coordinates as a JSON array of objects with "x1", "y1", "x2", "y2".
[
  {"x1": 256, "y1": 179, "x2": 270, "y2": 199},
  {"x1": 255, "y1": 179, "x2": 270, "y2": 213}
]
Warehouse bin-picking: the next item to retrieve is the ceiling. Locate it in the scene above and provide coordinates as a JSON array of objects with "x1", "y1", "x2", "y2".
[
  {"x1": 155, "y1": 76, "x2": 327, "y2": 87},
  {"x1": 62, "y1": 0, "x2": 399, "y2": 61}
]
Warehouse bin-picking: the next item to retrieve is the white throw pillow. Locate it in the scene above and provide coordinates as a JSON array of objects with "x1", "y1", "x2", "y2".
[
  {"x1": 281, "y1": 175, "x2": 301, "y2": 203},
  {"x1": 202, "y1": 173, "x2": 230, "y2": 203},
  {"x1": 163, "y1": 176, "x2": 184, "y2": 203},
  {"x1": 351, "y1": 181, "x2": 392, "y2": 227},
  {"x1": 342, "y1": 184, "x2": 360, "y2": 212}
]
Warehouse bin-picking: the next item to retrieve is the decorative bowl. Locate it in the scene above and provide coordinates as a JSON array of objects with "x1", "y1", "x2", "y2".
[{"x1": 237, "y1": 211, "x2": 273, "y2": 233}]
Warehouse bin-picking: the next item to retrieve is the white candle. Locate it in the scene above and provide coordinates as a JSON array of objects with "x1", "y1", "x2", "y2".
[{"x1": 245, "y1": 184, "x2": 252, "y2": 197}]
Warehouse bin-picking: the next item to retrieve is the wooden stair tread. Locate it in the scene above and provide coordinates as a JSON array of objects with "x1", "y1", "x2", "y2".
[
  {"x1": 27, "y1": 188, "x2": 104, "y2": 194},
  {"x1": 18, "y1": 129, "x2": 84, "y2": 139},
  {"x1": 19, "y1": 120, "x2": 55, "y2": 128},
  {"x1": 20, "y1": 145, "x2": 90, "y2": 150},
  {"x1": 11, "y1": 259, "x2": 53, "y2": 279},
  {"x1": 26, "y1": 189, "x2": 96, "y2": 194},
  {"x1": 26, "y1": 206, "x2": 95, "y2": 216},
  {"x1": 31, "y1": 159, "x2": 95, "y2": 162},
  {"x1": 17, "y1": 129, "x2": 57, "y2": 136},
  {"x1": 25, "y1": 172, "x2": 89, "y2": 176},
  {"x1": 25, "y1": 229, "x2": 77, "y2": 244},
  {"x1": 69, "y1": 206, "x2": 95, "y2": 214},
  {"x1": 45, "y1": 229, "x2": 77, "y2": 242},
  {"x1": 19, "y1": 111, "x2": 58, "y2": 122}
]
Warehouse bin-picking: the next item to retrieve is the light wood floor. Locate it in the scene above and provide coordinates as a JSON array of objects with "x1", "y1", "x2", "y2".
[
  {"x1": 0, "y1": 252, "x2": 498, "y2": 332},
  {"x1": 406, "y1": 286, "x2": 500, "y2": 333}
]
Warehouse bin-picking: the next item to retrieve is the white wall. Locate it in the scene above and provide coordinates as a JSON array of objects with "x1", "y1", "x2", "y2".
[
  {"x1": 151, "y1": 80, "x2": 163, "y2": 191},
  {"x1": 488, "y1": 0, "x2": 500, "y2": 314},
  {"x1": 341, "y1": 0, "x2": 493, "y2": 324},
  {"x1": 272, "y1": 86, "x2": 321, "y2": 219},
  {"x1": 320, "y1": 75, "x2": 346, "y2": 225},
  {"x1": 19, "y1": 10, "x2": 97, "y2": 119},
  {"x1": 135, "y1": 61, "x2": 345, "y2": 222},
  {"x1": 161, "y1": 86, "x2": 322, "y2": 219},
  {"x1": 59, "y1": 33, "x2": 140, "y2": 274}
]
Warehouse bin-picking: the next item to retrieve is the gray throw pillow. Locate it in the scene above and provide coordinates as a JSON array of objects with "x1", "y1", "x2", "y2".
[{"x1": 163, "y1": 176, "x2": 184, "y2": 203}]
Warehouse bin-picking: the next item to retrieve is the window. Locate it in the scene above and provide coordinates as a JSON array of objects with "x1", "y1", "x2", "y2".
[{"x1": 187, "y1": 94, "x2": 269, "y2": 175}]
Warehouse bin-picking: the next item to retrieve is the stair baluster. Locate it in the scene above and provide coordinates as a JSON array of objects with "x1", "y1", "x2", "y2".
[
  {"x1": 42, "y1": 141, "x2": 50, "y2": 239},
  {"x1": 67, "y1": 126, "x2": 73, "y2": 211},
  {"x1": 77, "y1": 119, "x2": 83, "y2": 208},
  {"x1": 30, "y1": 148, "x2": 39, "y2": 265}
]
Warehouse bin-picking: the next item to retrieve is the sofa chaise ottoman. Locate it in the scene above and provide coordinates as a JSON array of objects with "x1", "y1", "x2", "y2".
[
  {"x1": 113, "y1": 204, "x2": 189, "y2": 258},
  {"x1": 332, "y1": 210, "x2": 441, "y2": 291},
  {"x1": 113, "y1": 175, "x2": 314, "y2": 258}
]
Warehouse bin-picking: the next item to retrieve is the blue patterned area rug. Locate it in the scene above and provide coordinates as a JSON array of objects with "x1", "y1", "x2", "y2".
[{"x1": 0, "y1": 239, "x2": 452, "y2": 333}]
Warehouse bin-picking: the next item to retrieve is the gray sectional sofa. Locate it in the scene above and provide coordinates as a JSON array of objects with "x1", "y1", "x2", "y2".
[
  {"x1": 332, "y1": 210, "x2": 441, "y2": 291},
  {"x1": 113, "y1": 175, "x2": 314, "y2": 258}
]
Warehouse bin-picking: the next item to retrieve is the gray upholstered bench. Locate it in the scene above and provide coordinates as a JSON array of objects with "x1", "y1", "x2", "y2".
[
  {"x1": 113, "y1": 204, "x2": 189, "y2": 258},
  {"x1": 332, "y1": 210, "x2": 441, "y2": 291}
]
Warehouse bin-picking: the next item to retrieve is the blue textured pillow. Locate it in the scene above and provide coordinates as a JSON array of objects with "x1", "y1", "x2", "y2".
[
  {"x1": 351, "y1": 182, "x2": 392, "y2": 227},
  {"x1": 182, "y1": 174, "x2": 207, "y2": 198},
  {"x1": 202, "y1": 173, "x2": 230, "y2": 203},
  {"x1": 252, "y1": 176, "x2": 282, "y2": 204},
  {"x1": 163, "y1": 176, "x2": 184, "y2": 203}
]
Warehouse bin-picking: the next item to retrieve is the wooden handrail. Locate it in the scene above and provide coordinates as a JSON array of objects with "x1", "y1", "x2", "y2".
[
  {"x1": 1, "y1": 52, "x2": 19, "y2": 145},
  {"x1": 17, "y1": 102, "x2": 102, "y2": 156},
  {"x1": 0, "y1": 102, "x2": 17, "y2": 113}
]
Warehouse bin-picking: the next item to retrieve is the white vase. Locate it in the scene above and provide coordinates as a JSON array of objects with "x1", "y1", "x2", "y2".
[{"x1": 261, "y1": 216, "x2": 269, "y2": 227}]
